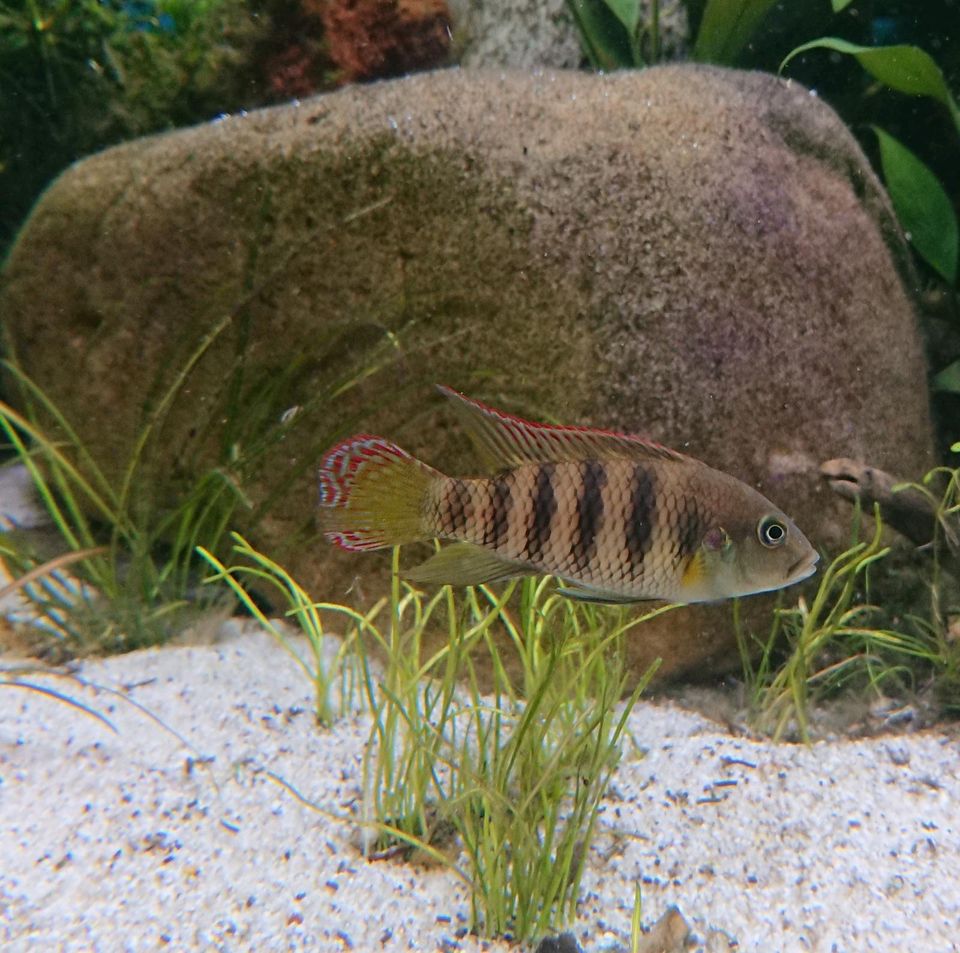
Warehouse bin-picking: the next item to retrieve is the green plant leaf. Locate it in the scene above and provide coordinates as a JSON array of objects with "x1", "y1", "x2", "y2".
[
  {"x1": 873, "y1": 126, "x2": 958, "y2": 284},
  {"x1": 693, "y1": 0, "x2": 778, "y2": 65},
  {"x1": 780, "y1": 39, "x2": 960, "y2": 133},
  {"x1": 831, "y1": 0, "x2": 855, "y2": 11},
  {"x1": 566, "y1": 0, "x2": 639, "y2": 69},
  {"x1": 934, "y1": 359, "x2": 960, "y2": 394},
  {"x1": 603, "y1": 0, "x2": 642, "y2": 34}
]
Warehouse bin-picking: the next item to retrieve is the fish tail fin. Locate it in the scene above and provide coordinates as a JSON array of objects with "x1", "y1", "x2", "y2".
[{"x1": 318, "y1": 435, "x2": 440, "y2": 551}]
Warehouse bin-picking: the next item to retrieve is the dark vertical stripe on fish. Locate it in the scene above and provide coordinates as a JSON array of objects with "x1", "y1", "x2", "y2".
[
  {"x1": 625, "y1": 464, "x2": 655, "y2": 573},
  {"x1": 527, "y1": 463, "x2": 557, "y2": 563},
  {"x1": 572, "y1": 460, "x2": 607, "y2": 571},
  {"x1": 676, "y1": 497, "x2": 704, "y2": 562},
  {"x1": 485, "y1": 474, "x2": 513, "y2": 549}
]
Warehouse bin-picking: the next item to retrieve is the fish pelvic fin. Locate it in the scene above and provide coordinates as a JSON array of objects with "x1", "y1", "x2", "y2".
[
  {"x1": 406, "y1": 542, "x2": 533, "y2": 587},
  {"x1": 436, "y1": 384, "x2": 688, "y2": 471},
  {"x1": 318, "y1": 435, "x2": 439, "y2": 551}
]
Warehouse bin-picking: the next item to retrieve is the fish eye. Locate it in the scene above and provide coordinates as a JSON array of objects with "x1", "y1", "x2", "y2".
[{"x1": 758, "y1": 516, "x2": 787, "y2": 548}]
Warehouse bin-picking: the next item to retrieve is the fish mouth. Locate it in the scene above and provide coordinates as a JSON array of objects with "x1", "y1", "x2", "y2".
[{"x1": 787, "y1": 550, "x2": 820, "y2": 583}]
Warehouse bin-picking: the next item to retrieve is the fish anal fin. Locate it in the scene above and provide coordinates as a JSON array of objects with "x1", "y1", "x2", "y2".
[
  {"x1": 556, "y1": 585, "x2": 644, "y2": 605},
  {"x1": 405, "y1": 542, "x2": 532, "y2": 587},
  {"x1": 436, "y1": 384, "x2": 687, "y2": 469}
]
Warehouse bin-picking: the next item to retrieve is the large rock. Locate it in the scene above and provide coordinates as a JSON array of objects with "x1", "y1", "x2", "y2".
[{"x1": 0, "y1": 66, "x2": 934, "y2": 681}]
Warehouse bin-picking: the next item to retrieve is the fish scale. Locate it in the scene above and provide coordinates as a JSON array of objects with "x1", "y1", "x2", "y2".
[
  {"x1": 318, "y1": 385, "x2": 819, "y2": 604},
  {"x1": 426, "y1": 459, "x2": 703, "y2": 597}
]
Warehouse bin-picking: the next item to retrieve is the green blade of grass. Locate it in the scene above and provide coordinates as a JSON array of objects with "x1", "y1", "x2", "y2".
[
  {"x1": 0, "y1": 546, "x2": 107, "y2": 601},
  {"x1": 0, "y1": 677, "x2": 118, "y2": 733},
  {"x1": 1, "y1": 360, "x2": 120, "y2": 506},
  {"x1": 0, "y1": 401, "x2": 119, "y2": 539},
  {"x1": 117, "y1": 313, "x2": 232, "y2": 517}
]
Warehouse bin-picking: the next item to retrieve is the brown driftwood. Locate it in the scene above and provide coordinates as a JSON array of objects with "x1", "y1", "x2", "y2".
[{"x1": 820, "y1": 459, "x2": 959, "y2": 574}]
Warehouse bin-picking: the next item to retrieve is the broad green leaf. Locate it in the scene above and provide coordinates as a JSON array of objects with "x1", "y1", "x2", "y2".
[
  {"x1": 934, "y1": 360, "x2": 960, "y2": 394},
  {"x1": 693, "y1": 0, "x2": 778, "y2": 65},
  {"x1": 831, "y1": 0, "x2": 855, "y2": 11},
  {"x1": 603, "y1": 0, "x2": 643, "y2": 35},
  {"x1": 873, "y1": 127, "x2": 958, "y2": 285},
  {"x1": 567, "y1": 0, "x2": 639, "y2": 70},
  {"x1": 780, "y1": 39, "x2": 960, "y2": 133}
]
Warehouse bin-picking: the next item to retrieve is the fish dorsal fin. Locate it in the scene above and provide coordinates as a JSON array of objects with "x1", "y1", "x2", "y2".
[{"x1": 437, "y1": 385, "x2": 688, "y2": 469}]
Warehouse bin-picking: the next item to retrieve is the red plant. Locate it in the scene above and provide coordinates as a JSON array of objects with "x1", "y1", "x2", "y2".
[{"x1": 311, "y1": 0, "x2": 452, "y2": 83}]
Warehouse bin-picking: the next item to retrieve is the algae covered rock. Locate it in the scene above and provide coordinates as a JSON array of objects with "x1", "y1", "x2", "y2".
[{"x1": 0, "y1": 66, "x2": 934, "y2": 680}]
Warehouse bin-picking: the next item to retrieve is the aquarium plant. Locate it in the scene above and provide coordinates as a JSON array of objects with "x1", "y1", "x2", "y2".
[
  {"x1": 0, "y1": 0, "x2": 268, "y2": 256},
  {"x1": 202, "y1": 535, "x2": 666, "y2": 942}
]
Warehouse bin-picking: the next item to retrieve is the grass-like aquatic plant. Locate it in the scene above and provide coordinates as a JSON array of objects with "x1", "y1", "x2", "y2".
[
  {"x1": 0, "y1": 198, "x2": 412, "y2": 657},
  {"x1": 0, "y1": 347, "x2": 246, "y2": 654},
  {"x1": 203, "y1": 535, "x2": 671, "y2": 942},
  {"x1": 737, "y1": 499, "x2": 960, "y2": 741},
  {"x1": 891, "y1": 443, "x2": 960, "y2": 575},
  {"x1": 886, "y1": 444, "x2": 960, "y2": 710},
  {"x1": 197, "y1": 532, "x2": 372, "y2": 726},
  {"x1": 360, "y1": 556, "x2": 667, "y2": 940}
]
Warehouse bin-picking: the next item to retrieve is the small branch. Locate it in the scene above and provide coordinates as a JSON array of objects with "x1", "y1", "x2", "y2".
[{"x1": 820, "y1": 458, "x2": 959, "y2": 575}]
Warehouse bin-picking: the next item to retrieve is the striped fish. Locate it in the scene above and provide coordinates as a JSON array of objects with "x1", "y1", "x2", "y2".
[{"x1": 317, "y1": 386, "x2": 818, "y2": 603}]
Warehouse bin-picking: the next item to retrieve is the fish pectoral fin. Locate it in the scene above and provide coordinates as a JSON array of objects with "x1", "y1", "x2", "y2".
[
  {"x1": 555, "y1": 585, "x2": 641, "y2": 605},
  {"x1": 404, "y1": 542, "x2": 532, "y2": 587},
  {"x1": 680, "y1": 550, "x2": 706, "y2": 588}
]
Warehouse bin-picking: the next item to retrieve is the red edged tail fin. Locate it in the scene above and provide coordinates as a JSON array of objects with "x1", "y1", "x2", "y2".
[{"x1": 318, "y1": 435, "x2": 438, "y2": 551}]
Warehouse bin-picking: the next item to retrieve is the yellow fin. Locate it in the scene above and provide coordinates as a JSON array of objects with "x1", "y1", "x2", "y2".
[
  {"x1": 405, "y1": 542, "x2": 532, "y2": 587},
  {"x1": 681, "y1": 550, "x2": 706, "y2": 590}
]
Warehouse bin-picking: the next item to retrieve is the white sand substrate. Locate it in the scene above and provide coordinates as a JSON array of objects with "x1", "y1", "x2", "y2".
[{"x1": 2, "y1": 622, "x2": 959, "y2": 952}]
